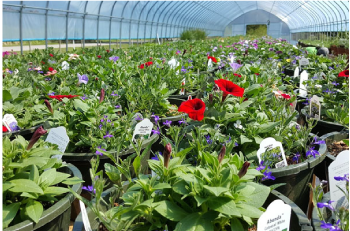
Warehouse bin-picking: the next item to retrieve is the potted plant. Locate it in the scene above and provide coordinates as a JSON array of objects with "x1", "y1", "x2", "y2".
[{"x1": 3, "y1": 127, "x2": 83, "y2": 230}]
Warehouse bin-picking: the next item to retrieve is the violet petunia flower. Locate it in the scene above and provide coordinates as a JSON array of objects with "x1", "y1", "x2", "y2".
[
  {"x1": 82, "y1": 185, "x2": 96, "y2": 194},
  {"x1": 115, "y1": 105, "x2": 121, "y2": 109},
  {"x1": 163, "y1": 120, "x2": 172, "y2": 127},
  {"x1": 229, "y1": 62, "x2": 243, "y2": 72},
  {"x1": 48, "y1": 92, "x2": 55, "y2": 96},
  {"x1": 81, "y1": 94, "x2": 87, "y2": 101},
  {"x1": 77, "y1": 73, "x2": 88, "y2": 85},
  {"x1": 306, "y1": 146, "x2": 319, "y2": 158},
  {"x1": 109, "y1": 56, "x2": 119, "y2": 62}
]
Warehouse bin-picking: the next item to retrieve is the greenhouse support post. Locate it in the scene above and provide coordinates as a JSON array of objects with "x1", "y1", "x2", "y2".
[
  {"x1": 19, "y1": 1, "x2": 23, "y2": 55},
  {"x1": 45, "y1": 1, "x2": 49, "y2": 50}
]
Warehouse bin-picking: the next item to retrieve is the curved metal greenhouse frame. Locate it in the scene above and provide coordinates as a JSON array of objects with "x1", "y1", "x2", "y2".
[{"x1": 2, "y1": 1, "x2": 349, "y2": 54}]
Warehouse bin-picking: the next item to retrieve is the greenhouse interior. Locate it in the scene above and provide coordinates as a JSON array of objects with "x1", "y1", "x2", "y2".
[{"x1": 2, "y1": 1, "x2": 350, "y2": 231}]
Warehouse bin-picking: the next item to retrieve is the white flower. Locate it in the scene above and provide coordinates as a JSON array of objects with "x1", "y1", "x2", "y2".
[
  {"x1": 62, "y1": 61, "x2": 69, "y2": 70},
  {"x1": 234, "y1": 120, "x2": 244, "y2": 130},
  {"x1": 14, "y1": 69, "x2": 19, "y2": 74},
  {"x1": 261, "y1": 48, "x2": 265, "y2": 50},
  {"x1": 68, "y1": 54, "x2": 79, "y2": 61},
  {"x1": 315, "y1": 84, "x2": 322, "y2": 88},
  {"x1": 168, "y1": 58, "x2": 179, "y2": 69}
]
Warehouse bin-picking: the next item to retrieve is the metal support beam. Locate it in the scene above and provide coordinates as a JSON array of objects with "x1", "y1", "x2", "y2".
[
  {"x1": 66, "y1": 1, "x2": 70, "y2": 52},
  {"x1": 19, "y1": 1, "x2": 23, "y2": 55},
  {"x1": 129, "y1": 1, "x2": 140, "y2": 46},
  {"x1": 97, "y1": 1, "x2": 103, "y2": 46},
  {"x1": 109, "y1": 2, "x2": 117, "y2": 50},
  {"x1": 45, "y1": 1, "x2": 49, "y2": 50},
  {"x1": 120, "y1": 1, "x2": 129, "y2": 48},
  {"x1": 82, "y1": 1, "x2": 88, "y2": 48},
  {"x1": 144, "y1": 1, "x2": 158, "y2": 43},
  {"x1": 137, "y1": 1, "x2": 150, "y2": 44}
]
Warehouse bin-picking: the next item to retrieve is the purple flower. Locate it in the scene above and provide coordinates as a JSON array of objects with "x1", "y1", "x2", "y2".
[
  {"x1": 226, "y1": 136, "x2": 231, "y2": 143},
  {"x1": 293, "y1": 153, "x2": 301, "y2": 163},
  {"x1": 256, "y1": 161, "x2": 265, "y2": 171},
  {"x1": 181, "y1": 66, "x2": 187, "y2": 73},
  {"x1": 81, "y1": 94, "x2": 87, "y2": 100},
  {"x1": 111, "y1": 91, "x2": 118, "y2": 96},
  {"x1": 320, "y1": 220, "x2": 342, "y2": 231},
  {"x1": 205, "y1": 135, "x2": 212, "y2": 144},
  {"x1": 188, "y1": 59, "x2": 193, "y2": 63},
  {"x1": 229, "y1": 62, "x2": 243, "y2": 72},
  {"x1": 100, "y1": 119, "x2": 104, "y2": 122},
  {"x1": 275, "y1": 51, "x2": 282, "y2": 54},
  {"x1": 151, "y1": 152, "x2": 162, "y2": 161},
  {"x1": 306, "y1": 146, "x2": 319, "y2": 158},
  {"x1": 77, "y1": 73, "x2": 88, "y2": 85},
  {"x1": 99, "y1": 124, "x2": 103, "y2": 130},
  {"x1": 82, "y1": 185, "x2": 96, "y2": 194},
  {"x1": 163, "y1": 120, "x2": 172, "y2": 127},
  {"x1": 334, "y1": 174, "x2": 349, "y2": 182},
  {"x1": 151, "y1": 113, "x2": 160, "y2": 124},
  {"x1": 329, "y1": 66, "x2": 334, "y2": 70},
  {"x1": 176, "y1": 50, "x2": 181, "y2": 54},
  {"x1": 317, "y1": 200, "x2": 334, "y2": 211},
  {"x1": 303, "y1": 98, "x2": 310, "y2": 106},
  {"x1": 37, "y1": 70, "x2": 44, "y2": 74},
  {"x1": 95, "y1": 146, "x2": 106, "y2": 156},
  {"x1": 44, "y1": 77, "x2": 51, "y2": 81},
  {"x1": 48, "y1": 92, "x2": 55, "y2": 96},
  {"x1": 104, "y1": 115, "x2": 108, "y2": 118},
  {"x1": 152, "y1": 127, "x2": 160, "y2": 135},
  {"x1": 115, "y1": 105, "x2": 121, "y2": 109},
  {"x1": 332, "y1": 81, "x2": 340, "y2": 86},
  {"x1": 262, "y1": 169, "x2": 275, "y2": 181},
  {"x1": 9, "y1": 122, "x2": 20, "y2": 131},
  {"x1": 312, "y1": 137, "x2": 326, "y2": 145},
  {"x1": 109, "y1": 56, "x2": 119, "y2": 62},
  {"x1": 269, "y1": 48, "x2": 274, "y2": 51},
  {"x1": 234, "y1": 142, "x2": 239, "y2": 147},
  {"x1": 103, "y1": 131, "x2": 113, "y2": 139},
  {"x1": 135, "y1": 115, "x2": 143, "y2": 121}
]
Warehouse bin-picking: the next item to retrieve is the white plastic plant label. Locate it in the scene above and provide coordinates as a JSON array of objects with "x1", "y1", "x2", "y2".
[
  {"x1": 294, "y1": 67, "x2": 299, "y2": 77},
  {"x1": 258, "y1": 199, "x2": 291, "y2": 231},
  {"x1": 156, "y1": 33, "x2": 160, "y2": 45},
  {"x1": 79, "y1": 200, "x2": 92, "y2": 231},
  {"x1": 132, "y1": 118, "x2": 153, "y2": 142},
  {"x1": 299, "y1": 57, "x2": 309, "y2": 67},
  {"x1": 329, "y1": 150, "x2": 349, "y2": 209},
  {"x1": 230, "y1": 55, "x2": 234, "y2": 64},
  {"x1": 3, "y1": 114, "x2": 20, "y2": 132},
  {"x1": 45, "y1": 127, "x2": 69, "y2": 157},
  {"x1": 309, "y1": 95, "x2": 321, "y2": 120},
  {"x1": 208, "y1": 59, "x2": 213, "y2": 70},
  {"x1": 299, "y1": 70, "x2": 308, "y2": 97},
  {"x1": 257, "y1": 137, "x2": 288, "y2": 168}
]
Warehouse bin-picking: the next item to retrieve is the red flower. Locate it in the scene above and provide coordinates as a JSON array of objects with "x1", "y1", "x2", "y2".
[
  {"x1": 139, "y1": 61, "x2": 153, "y2": 69},
  {"x1": 214, "y1": 79, "x2": 245, "y2": 101},
  {"x1": 255, "y1": 73, "x2": 260, "y2": 76},
  {"x1": 41, "y1": 61, "x2": 45, "y2": 64},
  {"x1": 97, "y1": 55, "x2": 101, "y2": 58},
  {"x1": 338, "y1": 70, "x2": 349, "y2": 78},
  {"x1": 281, "y1": 94, "x2": 291, "y2": 100},
  {"x1": 48, "y1": 67, "x2": 54, "y2": 72},
  {"x1": 3, "y1": 125, "x2": 8, "y2": 133},
  {"x1": 234, "y1": 73, "x2": 242, "y2": 78},
  {"x1": 178, "y1": 98, "x2": 206, "y2": 121},
  {"x1": 49, "y1": 53, "x2": 53, "y2": 57},
  {"x1": 208, "y1": 56, "x2": 217, "y2": 63},
  {"x1": 27, "y1": 126, "x2": 47, "y2": 150},
  {"x1": 149, "y1": 57, "x2": 153, "y2": 60},
  {"x1": 49, "y1": 95, "x2": 79, "y2": 101},
  {"x1": 99, "y1": 88, "x2": 105, "y2": 104},
  {"x1": 106, "y1": 50, "x2": 110, "y2": 53}
]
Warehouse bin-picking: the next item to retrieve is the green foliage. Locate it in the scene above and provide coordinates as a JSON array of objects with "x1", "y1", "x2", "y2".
[
  {"x1": 246, "y1": 25, "x2": 267, "y2": 37},
  {"x1": 180, "y1": 29, "x2": 207, "y2": 41}
]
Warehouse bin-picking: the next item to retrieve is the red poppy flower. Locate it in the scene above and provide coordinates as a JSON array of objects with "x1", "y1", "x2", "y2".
[
  {"x1": 139, "y1": 61, "x2": 153, "y2": 69},
  {"x1": 281, "y1": 94, "x2": 291, "y2": 100},
  {"x1": 208, "y1": 56, "x2": 217, "y2": 63},
  {"x1": 234, "y1": 73, "x2": 242, "y2": 78},
  {"x1": 214, "y1": 79, "x2": 245, "y2": 101},
  {"x1": 49, "y1": 95, "x2": 79, "y2": 101},
  {"x1": 338, "y1": 70, "x2": 349, "y2": 78},
  {"x1": 41, "y1": 61, "x2": 45, "y2": 64},
  {"x1": 106, "y1": 50, "x2": 110, "y2": 53},
  {"x1": 49, "y1": 53, "x2": 53, "y2": 57},
  {"x1": 97, "y1": 55, "x2": 101, "y2": 58},
  {"x1": 255, "y1": 73, "x2": 260, "y2": 76},
  {"x1": 3, "y1": 125, "x2": 8, "y2": 132},
  {"x1": 178, "y1": 98, "x2": 206, "y2": 121},
  {"x1": 48, "y1": 67, "x2": 54, "y2": 72}
]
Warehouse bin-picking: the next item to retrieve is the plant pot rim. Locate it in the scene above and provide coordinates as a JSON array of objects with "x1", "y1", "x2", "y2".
[
  {"x1": 63, "y1": 134, "x2": 159, "y2": 160},
  {"x1": 4, "y1": 164, "x2": 83, "y2": 231},
  {"x1": 269, "y1": 141, "x2": 327, "y2": 177},
  {"x1": 301, "y1": 108, "x2": 348, "y2": 129},
  {"x1": 158, "y1": 114, "x2": 188, "y2": 122},
  {"x1": 320, "y1": 131, "x2": 349, "y2": 162}
]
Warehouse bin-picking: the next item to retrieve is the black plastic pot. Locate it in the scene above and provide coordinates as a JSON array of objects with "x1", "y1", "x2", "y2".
[
  {"x1": 73, "y1": 189, "x2": 312, "y2": 231},
  {"x1": 300, "y1": 109, "x2": 348, "y2": 137},
  {"x1": 262, "y1": 141, "x2": 327, "y2": 213},
  {"x1": 314, "y1": 132, "x2": 349, "y2": 184},
  {"x1": 2, "y1": 121, "x2": 50, "y2": 141},
  {"x1": 62, "y1": 134, "x2": 159, "y2": 186},
  {"x1": 4, "y1": 164, "x2": 82, "y2": 231},
  {"x1": 311, "y1": 192, "x2": 332, "y2": 231}
]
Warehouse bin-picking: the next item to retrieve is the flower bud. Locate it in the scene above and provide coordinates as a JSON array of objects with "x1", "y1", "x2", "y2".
[
  {"x1": 182, "y1": 49, "x2": 187, "y2": 56},
  {"x1": 238, "y1": 161, "x2": 250, "y2": 178},
  {"x1": 237, "y1": 59, "x2": 241, "y2": 64},
  {"x1": 99, "y1": 88, "x2": 105, "y2": 103},
  {"x1": 209, "y1": 94, "x2": 213, "y2": 104},
  {"x1": 27, "y1": 126, "x2": 47, "y2": 150},
  {"x1": 218, "y1": 145, "x2": 226, "y2": 164},
  {"x1": 163, "y1": 143, "x2": 172, "y2": 168},
  {"x1": 44, "y1": 99, "x2": 53, "y2": 114}
]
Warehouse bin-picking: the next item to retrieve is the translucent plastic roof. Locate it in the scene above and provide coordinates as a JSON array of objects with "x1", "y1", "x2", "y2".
[{"x1": 3, "y1": 1, "x2": 349, "y2": 42}]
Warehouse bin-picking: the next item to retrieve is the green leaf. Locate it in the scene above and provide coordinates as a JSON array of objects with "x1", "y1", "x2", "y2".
[
  {"x1": 105, "y1": 163, "x2": 121, "y2": 183},
  {"x1": 9, "y1": 179, "x2": 44, "y2": 194},
  {"x1": 208, "y1": 197, "x2": 241, "y2": 216},
  {"x1": 3, "y1": 203, "x2": 21, "y2": 228},
  {"x1": 231, "y1": 217, "x2": 245, "y2": 231},
  {"x1": 343, "y1": 139, "x2": 349, "y2": 146},
  {"x1": 133, "y1": 155, "x2": 141, "y2": 176},
  {"x1": 29, "y1": 165, "x2": 39, "y2": 184},
  {"x1": 258, "y1": 121, "x2": 281, "y2": 134},
  {"x1": 73, "y1": 99, "x2": 90, "y2": 112},
  {"x1": 240, "y1": 135, "x2": 253, "y2": 144},
  {"x1": 25, "y1": 200, "x2": 43, "y2": 223},
  {"x1": 173, "y1": 180, "x2": 190, "y2": 195},
  {"x1": 175, "y1": 212, "x2": 215, "y2": 231},
  {"x1": 3, "y1": 90, "x2": 12, "y2": 101},
  {"x1": 153, "y1": 200, "x2": 188, "y2": 221},
  {"x1": 3, "y1": 182, "x2": 15, "y2": 192},
  {"x1": 203, "y1": 186, "x2": 228, "y2": 196},
  {"x1": 153, "y1": 183, "x2": 171, "y2": 190},
  {"x1": 62, "y1": 177, "x2": 84, "y2": 185},
  {"x1": 51, "y1": 172, "x2": 71, "y2": 185},
  {"x1": 38, "y1": 168, "x2": 56, "y2": 188},
  {"x1": 243, "y1": 182, "x2": 270, "y2": 208},
  {"x1": 43, "y1": 186, "x2": 70, "y2": 196},
  {"x1": 236, "y1": 203, "x2": 263, "y2": 218}
]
